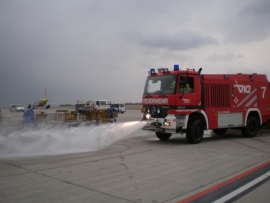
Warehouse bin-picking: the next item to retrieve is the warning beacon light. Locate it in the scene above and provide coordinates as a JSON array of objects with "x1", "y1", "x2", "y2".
[
  {"x1": 174, "y1": 64, "x2": 180, "y2": 71},
  {"x1": 148, "y1": 68, "x2": 156, "y2": 74}
]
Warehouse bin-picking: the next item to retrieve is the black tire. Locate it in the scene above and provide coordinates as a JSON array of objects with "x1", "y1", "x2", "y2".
[
  {"x1": 212, "y1": 128, "x2": 228, "y2": 135},
  {"x1": 186, "y1": 119, "x2": 204, "y2": 144},
  {"x1": 241, "y1": 117, "x2": 259, "y2": 137},
  {"x1": 155, "y1": 132, "x2": 172, "y2": 140}
]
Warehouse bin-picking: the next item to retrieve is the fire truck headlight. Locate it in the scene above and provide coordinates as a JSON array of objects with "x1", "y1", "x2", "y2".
[
  {"x1": 146, "y1": 114, "x2": 151, "y2": 120},
  {"x1": 163, "y1": 122, "x2": 170, "y2": 127}
]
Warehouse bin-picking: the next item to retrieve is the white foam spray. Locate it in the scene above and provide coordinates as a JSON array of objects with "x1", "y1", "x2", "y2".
[{"x1": 0, "y1": 122, "x2": 146, "y2": 159}]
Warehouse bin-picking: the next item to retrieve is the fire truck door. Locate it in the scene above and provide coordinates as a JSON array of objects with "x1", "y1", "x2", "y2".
[{"x1": 176, "y1": 76, "x2": 200, "y2": 107}]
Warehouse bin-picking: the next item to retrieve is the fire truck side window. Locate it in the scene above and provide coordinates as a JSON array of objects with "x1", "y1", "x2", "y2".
[{"x1": 179, "y1": 77, "x2": 194, "y2": 94}]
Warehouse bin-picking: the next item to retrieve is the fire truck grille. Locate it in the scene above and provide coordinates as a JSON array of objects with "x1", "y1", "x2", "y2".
[
  {"x1": 205, "y1": 83, "x2": 230, "y2": 108},
  {"x1": 145, "y1": 106, "x2": 168, "y2": 118},
  {"x1": 152, "y1": 108, "x2": 168, "y2": 118}
]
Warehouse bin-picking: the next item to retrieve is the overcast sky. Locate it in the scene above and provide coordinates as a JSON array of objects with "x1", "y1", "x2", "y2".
[{"x1": 1, "y1": 0, "x2": 270, "y2": 106}]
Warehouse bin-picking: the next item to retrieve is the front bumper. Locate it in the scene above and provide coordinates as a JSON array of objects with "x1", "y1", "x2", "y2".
[
  {"x1": 141, "y1": 114, "x2": 189, "y2": 133},
  {"x1": 142, "y1": 120, "x2": 163, "y2": 132},
  {"x1": 141, "y1": 115, "x2": 178, "y2": 134}
]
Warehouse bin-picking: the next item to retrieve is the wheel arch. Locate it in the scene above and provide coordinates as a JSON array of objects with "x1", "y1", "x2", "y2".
[
  {"x1": 188, "y1": 111, "x2": 208, "y2": 130},
  {"x1": 245, "y1": 108, "x2": 262, "y2": 126}
]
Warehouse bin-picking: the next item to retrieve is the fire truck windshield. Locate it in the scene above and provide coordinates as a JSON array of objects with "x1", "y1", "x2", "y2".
[{"x1": 144, "y1": 75, "x2": 177, "y2": 94}]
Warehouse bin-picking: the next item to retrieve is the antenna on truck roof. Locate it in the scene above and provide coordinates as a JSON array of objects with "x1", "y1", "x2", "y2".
[{"x1": 188, "y1": 50, "x2": 195, "y2": 68}]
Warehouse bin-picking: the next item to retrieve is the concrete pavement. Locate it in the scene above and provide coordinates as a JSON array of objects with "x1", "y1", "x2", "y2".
[{"x1": 0, "y1": 110, "x2": 270, "y2": 203}]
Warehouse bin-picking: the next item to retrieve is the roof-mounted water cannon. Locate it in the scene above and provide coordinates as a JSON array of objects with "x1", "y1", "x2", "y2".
[
  {"x1": 174, "y1": 64, "x2": 180, "y2": 71},
  {"x1": 148, "y1": 68, "x2": 156, "y2": 75},
  {"x1": 157, "y1": 68, "x2": 169, "y2": 73}
]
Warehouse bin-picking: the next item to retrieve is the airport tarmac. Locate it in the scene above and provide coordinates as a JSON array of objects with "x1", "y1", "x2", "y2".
[{"x1": 0, "y1": 108, "x2": 270, "y2": 203}]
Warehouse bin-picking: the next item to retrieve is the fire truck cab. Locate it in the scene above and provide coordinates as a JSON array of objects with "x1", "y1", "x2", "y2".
[{"x1": 141, "y1": 65, "x2": 270, "y2": 144}]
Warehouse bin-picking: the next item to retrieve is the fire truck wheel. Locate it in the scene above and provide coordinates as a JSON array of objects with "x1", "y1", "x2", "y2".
[
  {"x1": 186, "y1": 119, "x2": 204, "y2": 144},
  {"x1": 212, "y1": 128, "x2": 228, "y2": 135},
  {"x1": 155, "y1": 132, "x2": 172, "y2": 140},
  {"x1": 241, "y1": 117, "x2": 259, "y2": 137}
]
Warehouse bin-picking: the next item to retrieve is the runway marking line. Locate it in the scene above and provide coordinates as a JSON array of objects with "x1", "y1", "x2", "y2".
[
  {"x1": 212, "y1": 170, "x2": 270, "y2": 202},
  {"x1": 177, "y1": 159, "x2": 270, "y2": 203}
]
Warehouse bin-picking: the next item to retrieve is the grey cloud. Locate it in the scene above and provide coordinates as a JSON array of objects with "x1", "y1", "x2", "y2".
[
  {"x1": 1, "y1": 0, "x2": 270, "y2": 106},
  {"x1": 217, "y1": 0, "x2": 270, "y2": 43},
  {"x1": 129, "y1": 32, "x2": 218, "y2": 51},
  {"x1": 241, "y1": 0, "x2": 270, "y2": 16},
  {"x1": 206, "y1": 54, "x2": 244, "y2": 62}
]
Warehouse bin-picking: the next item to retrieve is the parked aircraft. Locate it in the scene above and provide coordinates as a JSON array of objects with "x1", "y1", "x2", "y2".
[{"x1": 33, "y1": 88, "x2": 50, "y2": 109}]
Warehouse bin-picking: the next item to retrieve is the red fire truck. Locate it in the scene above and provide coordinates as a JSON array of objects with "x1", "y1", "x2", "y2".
[{"x1": 141, "y1": 65, "x2": 270, "y2": 144}]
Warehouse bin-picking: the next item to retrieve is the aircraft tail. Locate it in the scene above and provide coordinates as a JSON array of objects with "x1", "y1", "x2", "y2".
[{"x1": 43, "y1": 88, "x2": 47, "y2": 99}]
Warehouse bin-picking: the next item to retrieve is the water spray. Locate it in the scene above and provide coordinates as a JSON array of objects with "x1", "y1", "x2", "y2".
[{"x1": 0, "y1": 121, "x2": 146, "y2": 159}]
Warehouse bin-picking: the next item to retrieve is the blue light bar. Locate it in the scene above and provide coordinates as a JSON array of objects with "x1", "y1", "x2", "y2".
[
  {"x1": 148, "y1": 68, "x2": 155, "y2": 74},
  {"x1": 174, "y1": 64, "x2": 180, "y2": 70}
]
